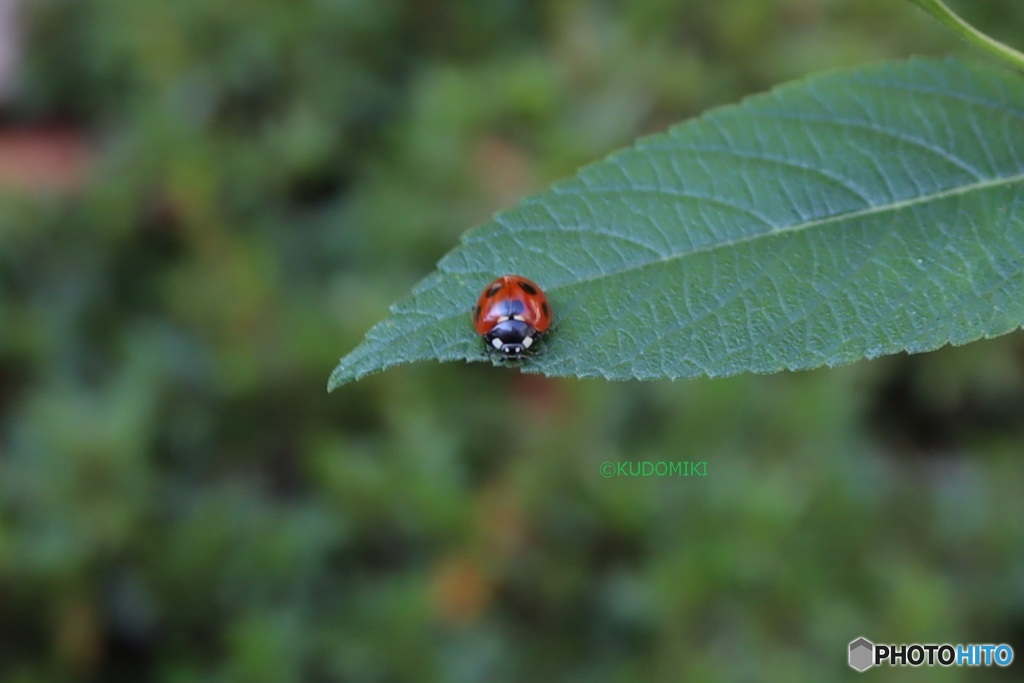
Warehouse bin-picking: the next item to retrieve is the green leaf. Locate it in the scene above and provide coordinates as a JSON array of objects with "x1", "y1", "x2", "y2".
[
  {"x1": 328, "y1": 58, "x2": 1024, "y2": 391},
  {"x1": 908, "y1": 0, "x2": 1024, "y2": 73}
]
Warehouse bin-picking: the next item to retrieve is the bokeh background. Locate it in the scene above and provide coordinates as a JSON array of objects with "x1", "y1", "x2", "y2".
[{"x1": 2, "y1": 0, "x2": 1024, "y2": 681}]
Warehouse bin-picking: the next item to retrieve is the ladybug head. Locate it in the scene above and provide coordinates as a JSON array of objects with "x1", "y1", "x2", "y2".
[{"x1": 485, "y1": 319, "x2": 537, "y2": 357}]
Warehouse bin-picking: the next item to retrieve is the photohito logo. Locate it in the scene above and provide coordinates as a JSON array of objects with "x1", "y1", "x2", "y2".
[{"x1": 848, "y1": 637, "x2": 1014, "y2": 672}]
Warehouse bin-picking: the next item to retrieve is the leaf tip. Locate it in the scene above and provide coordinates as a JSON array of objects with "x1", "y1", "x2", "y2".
[{"x1": 327, "y1": 364, "x2": 349, "y2": 393}]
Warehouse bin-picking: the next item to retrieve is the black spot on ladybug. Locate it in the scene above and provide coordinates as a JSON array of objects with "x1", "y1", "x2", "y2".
[
  {"x1": 541, "y1": 301, "x2": 549, "y2": 318},
  {"x1": 485, "y1": 284, "x2": 502, "y2": 298},
  {"x1": 473, "y1": 304, "x2": 481, "y2": 321},
  {"x1": 518, "y1": 281, "x2": 538, "y2": 296}
]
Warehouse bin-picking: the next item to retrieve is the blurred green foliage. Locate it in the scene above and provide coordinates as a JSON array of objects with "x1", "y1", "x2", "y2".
[{"x1": 1, "y1": 1, "x2": 1024, "y2": 681}]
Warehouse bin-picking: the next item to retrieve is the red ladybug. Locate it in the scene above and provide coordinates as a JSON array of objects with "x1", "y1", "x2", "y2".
[{"x1": 472, "y1": 275, "x2": 552, "y2": 357}]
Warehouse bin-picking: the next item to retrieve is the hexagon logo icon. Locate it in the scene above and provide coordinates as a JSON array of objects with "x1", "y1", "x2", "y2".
[{"x1": 849, "y1": 637, "x2": 875, "y2": 672}]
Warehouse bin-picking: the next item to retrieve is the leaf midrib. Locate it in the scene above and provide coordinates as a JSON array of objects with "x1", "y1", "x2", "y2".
[
  {"x1": 562, "y1": 171, "x2": 1023, "y2": 290},
  {"x1": 413, "y1": 171, "x2": 1023, "y2": 337}
]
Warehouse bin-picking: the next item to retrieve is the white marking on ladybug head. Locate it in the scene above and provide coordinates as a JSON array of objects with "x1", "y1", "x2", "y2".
[
  {"x1": 491, "y1": 337, "x2": 504, "y2": 350},
  {"x1": 522, "y1": 336, "x2": 533, "y2": 349},
  {"x1": 513, "y1": 315, "x2": 526, "y2": 322},
  {"x1": 496, "y1": 315, "x2": 510, "y2": 323}
]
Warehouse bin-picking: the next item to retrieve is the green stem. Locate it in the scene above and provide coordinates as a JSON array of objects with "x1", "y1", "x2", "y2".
[{"x1": 908, "y1": 0, "x2": 1024, "y2": 72}]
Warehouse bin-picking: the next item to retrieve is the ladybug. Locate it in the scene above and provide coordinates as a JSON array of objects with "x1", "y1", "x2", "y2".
[{"x1": 472, "y1": 275, "x2": 552, "y2": 358}]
